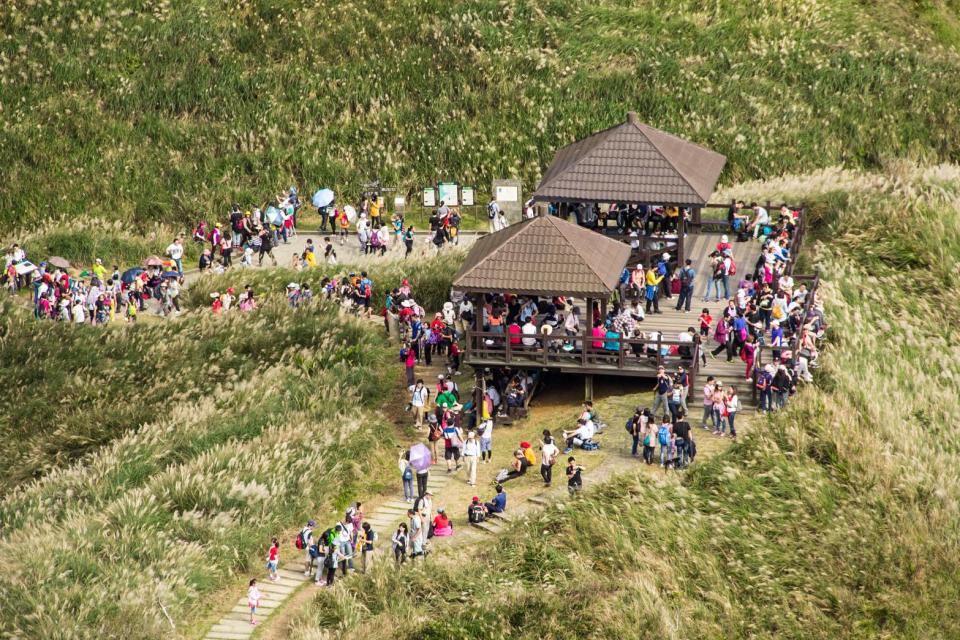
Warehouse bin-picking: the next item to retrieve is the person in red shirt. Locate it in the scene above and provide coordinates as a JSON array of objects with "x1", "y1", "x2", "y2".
[
  {"x1": 698, "y1": 308, "x2": 713, "y2": 337},
  {"x1": 266, "y1": 538, "x2": 279, "y2": 581}
]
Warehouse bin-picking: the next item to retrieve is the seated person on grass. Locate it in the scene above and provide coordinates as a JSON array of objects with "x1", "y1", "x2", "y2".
[
  {"x1": 562, "y1": 418, "x2": 596, "y2": 453},
  {"x1": 496, "y1": 449, "x2": 530, "y2": 483},
  {"x1": 484, "y1": 484, "x2": 507, "y2": 514}
]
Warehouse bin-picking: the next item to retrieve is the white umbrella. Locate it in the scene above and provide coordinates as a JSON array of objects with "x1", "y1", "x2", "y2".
[{"x1": 344, "y1": 205, "x2": 358, "y2": 223}]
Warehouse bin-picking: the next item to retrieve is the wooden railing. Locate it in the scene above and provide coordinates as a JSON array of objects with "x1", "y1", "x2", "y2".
[{"x1": 464, "y1": 329, "x2": 702, "y2": 374}]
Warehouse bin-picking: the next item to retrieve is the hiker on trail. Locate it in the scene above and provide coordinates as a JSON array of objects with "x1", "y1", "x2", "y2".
[
  {"x1": 392, "y1": 524, "x2": 408, "y2": 565},
  {"x1": 166, "y1": 236, "x2": 185, "y2": 274},
  {"x1": 407, "y1": 508, "x2": 425, "y2": 562},
  {"x1": 484, "y1": 484, "x2": 507, "y2": 514},
  {"x1": 414, "y1": 491, "x2": 433, "y2": 531},
  {"x1": 651, "y1": 366, "x2": 673, "y2": 416},
  {"x1": 657, "y1": 415, "x2": 672, "y2": 466},
  {"x1": 710, "y1": 315, "x2": 734, "y2": 361},
  {"x1": 299, "y1": 520, "x2": 315, "y2": 575},
  {"x1": 725, "y1": 386, "x2": 740, "y2": 438},
  {"x1": 257, "y1": 227, "x2": 278, "y2": 266},
  {"x1": 566, "y1": 457, "x2": 584, "y2": 495},
  {"x1": 248, "y1": 579, "x2": 262, "y2": 626},
  {"x1": 400, "y1": 451, "x2": 415, "y2": 502},
  {"x1": 266, "y1": 538, "x2": 279, "y2": 582},
  {"x1": 462, "y1": 431, "x2": 480, "y2": 486},
  {"x1": 478, "y1": 411, "x2": 493, "y2": 464},
  {"x1": 711, "y1": 382, "x2": 727, "y2": 436},
  {"x1": 673, "y1": 410, "x2": 692, "y2": 468},
  {"x1": 627, "y1": 407, "x2": 645, "y2": 457},
  {"x1": 442, "y1": 414, "x2": 464, "y2": 473},
  {"x1": 358, "y1": 522, "x2": 375, "y2": 573},
  {"x1": 410, "y1": 379, "x2": 429, "y2": 429},
  {"x1": 335, "y1": 523, "x2": 354, "y2": 575},
  {"x1": 431, "y1": 508, "x2": 453, "y2": 537},
  {"x1": 539, "y1": 430, "x2": 559, "y2": 487},
  {"x1": 323, "y1": 542, "x2": 339, "y2": 586},
  {"x1": 643, "y1": 413, "x2": 657, "y2": 464}
]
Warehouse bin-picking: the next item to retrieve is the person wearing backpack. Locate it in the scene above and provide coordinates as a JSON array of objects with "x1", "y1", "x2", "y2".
[
  {"x1": 322, "y1": 543, "x2": 339, "y2": 586},
  {"x1": 467, "y1": 496, "x2": 488, "y2": 524},
  {"x1": 298, "y1": 519, "x2": 315, "y2": 575},
  {"x1": 675, "y1": 259, "x2": 696, "y2": 312},
  {"x1": 400, "y1": 451, "x2": 415, "y2": 502},
  {"x1": 642, "y1": 417, "x2": 656, "y2": 465},
  {"x1": 539, "y1": 431, "x2": 559, "y2": 487},
  {"x1": 657, "y1": 415, "x2": 672, "y2": 467}
]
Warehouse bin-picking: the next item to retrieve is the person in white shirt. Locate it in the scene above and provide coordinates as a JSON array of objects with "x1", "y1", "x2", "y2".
[
  {"x1": 166, "y1": 237, "x2": 185, "y2": 274},
  {"x1": 563, "y1": 306, "x2": 580, "y2": 337},
  {"x1": 462, "y1": 431, "x2": 480, "y2": 486},
  {"x1": 562, "y1": 418, "x2": 595, "y2": 452},
  {"x1": 750, "y1": 203, "x2": 770, "y2": 238},
  {"x1": 539, "y1": 432, "x2": 560, "y2": 486},
  {"x1": 521, "y1": 319, "x2": 538, "y2": 347},
  {"x1": 487, "y1": 200, "x2": 501, "y2": 233},
  {"x1": 410, "y1": 380, "x2": 429, "y2": 429}
]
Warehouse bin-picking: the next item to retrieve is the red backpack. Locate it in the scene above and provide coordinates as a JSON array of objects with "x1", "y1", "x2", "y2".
[{"x1": 728, "y1": 260, "x2": 737, "y2": 276}]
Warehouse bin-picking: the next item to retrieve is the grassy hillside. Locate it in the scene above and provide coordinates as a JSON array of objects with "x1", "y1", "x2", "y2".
[
  {"x1": 0, "y1": 297, "x2": 403, "y2": 638},
  {"x1": 3, "y1": 0, "x2": 960, "y2": 230},
  {"x1": 284, "y1": 165, "x2": 960, "y2": 639}
]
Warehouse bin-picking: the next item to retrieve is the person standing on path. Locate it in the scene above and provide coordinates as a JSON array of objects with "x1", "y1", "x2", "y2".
[
  {"x1": 247, "y1": 579, "x2": 262, "y2": 626},
  {"x1": 392, "y1": 524, "x2": 408, "y2": 565},
  {"x1": 257, "y1": 227, "x2": 278, "y2": 266},
  {"x1": 410, "y1": 380, "x2": 429, "y2": 429},
  {"x1": 539, "y1": 431, "x2": 559, "y2": 487},
  {"x1": 651, "y1": 367, "x2": 673, "y2": 416},
  {"x1": 462, "y1": 431, "x2": 480, "y2": 486},
  {"x1": 408, "y1": 508, "x2": 425, "y2": 562},
  {"x1": 299, "y1": 520, "x2": 315, "y2": 575},
  {"x1": 166, "y1": 236, "x2": 185, "y2": 275},
  {"x1": 400, "y1": 451, "x2": 415, "y2": 502},
  {"x1": 566, "y1": 457, "x2": 584, "y2": 496},
  {"x1": 402, "y1": 343, "x2": 416, "y2": 389},
  {"x1": 416, "y1": 446, "x2": 431, "y2": 497},
  {"x1": 323, "y1": 543, "x2": 339, "y2": 586},
  {"x1": 266, "y1": 538, "x2": 279, "y2": 582}
]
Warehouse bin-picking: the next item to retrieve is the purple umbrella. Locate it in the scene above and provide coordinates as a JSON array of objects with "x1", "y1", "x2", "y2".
[{"x1": 409, "y1": 443, "x2": 432, "y2": 471}]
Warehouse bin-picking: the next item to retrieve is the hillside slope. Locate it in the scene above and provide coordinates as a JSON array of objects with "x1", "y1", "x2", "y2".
[
  {"x1": 2, "y1": 0, "x2": 960, "y2": 229},
  {"x1": 285, "y1": 165, "x2": 960, "y2": 639}
]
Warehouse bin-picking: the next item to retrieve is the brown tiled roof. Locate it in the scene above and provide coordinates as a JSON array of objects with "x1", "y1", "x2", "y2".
[
  {"x1": 532, "y1": 112, "x2": 726, "y2": 206},
  {"x1": 452, "y1": 215, "x2": 631, "y2": 298}
]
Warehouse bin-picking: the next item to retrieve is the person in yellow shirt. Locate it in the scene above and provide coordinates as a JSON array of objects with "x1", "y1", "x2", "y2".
[
  {"x1": 304, "y1": 249, "x2": 317, "y2": 268},
  {"x1": 645, "y1": 266, "x2": 663, "y2": 314},
  {"x1": 91, "y1": 258, "x2": 106, "y2": 282},
  {"x1": 665, "y1": 207, "x2": 679, "y2": 234},
  {"x1": 369, "y1": 199, "x2": 381, "y2": 224}
]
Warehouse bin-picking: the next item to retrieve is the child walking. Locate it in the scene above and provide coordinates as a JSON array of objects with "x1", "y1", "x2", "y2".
[{"x1": 247, "y1": 578, "x2": 262, "y2": 626}]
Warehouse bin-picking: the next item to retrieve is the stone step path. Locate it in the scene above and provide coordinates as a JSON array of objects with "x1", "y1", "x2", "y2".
[{"x1": 201, "y1": 469, "x2": 453, "y2": 639}]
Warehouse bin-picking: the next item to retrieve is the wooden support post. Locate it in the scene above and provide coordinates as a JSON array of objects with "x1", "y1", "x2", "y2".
[
  {"x1": 677, "y1": 216, "x2": 685, "y2": 266},
  {"x1": 584, "y1": 374, "x2": 594, "y2": 402},
  {"x1": 582, "y1": 297, "x2": 593, "y2": 366},
  {"x1": 692, "y1": 206, "x2": 702, "y2": 234}
]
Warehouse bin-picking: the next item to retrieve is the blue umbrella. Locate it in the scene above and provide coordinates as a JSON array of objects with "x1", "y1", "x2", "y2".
[
  {"x1": 265, "y1": 206, "x2": 284, "y2": 226},
  {"x1": 121, "y1": 267, "x2": 145, "y2": 284},
  {"x1": 312, "y1": 188, "x2": 335, "y2": 209},
  {"x1": 160, "y1": 270, "x2": 181, "y2": 280}
]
